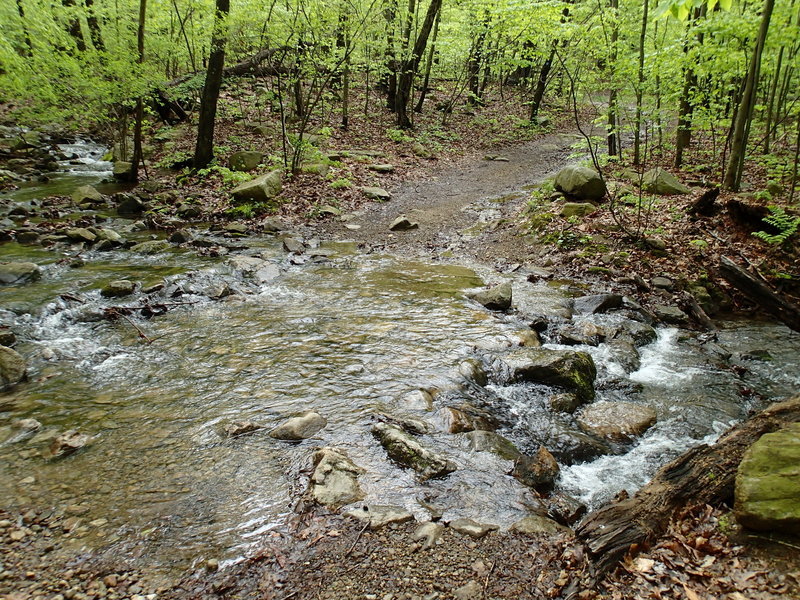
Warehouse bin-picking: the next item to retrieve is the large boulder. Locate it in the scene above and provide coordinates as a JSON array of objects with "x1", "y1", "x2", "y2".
[
  {"x1": 735, "y1": 422, "x2": 800, "y2": 535},
  {"x1": 0, "y1": 346, "x2": 26, "y2": 390},
  {"x1": 503, "y1": 348, "x2": 597, "y2": 401},
  {"x1": 0, "y1": 262, "x2": 41, "y2": 285},
  {"x1": 512, "y1": 446, "x2": 560, "y2": 493},
  {"x1": 231, "y1": 170, "x2": 283, "y2": 203},
  {"x1": 112, "y1": 161, "x2": 134, "y2": 182},
  {"x1": 100, "y1": 280, "x2": 135, "y2": 298},
  {"x1": 65, "y1": 228, "x2": 96, "y2": 243},
  {"x1": 468, "y1": 282, "x2": 512, "y2": 311},
  {"x1": 554, "y1": 165, "x2": 606, "y2": 201},
  {"x1": 372, "y1": 423, "x2": 456, "y2": 481},
  {"x1": 269, "y1": 411, "x2": 327, "y2": 440},
  {"x1": 577, "y1": 401, "x2": 657, "y2": 442},
  {"x1": 642, "y1": 168, "x2": 691, "y2": 195},
  {"x1": 71, "y1": 185, "x2": 103, "y2": 206},
  {"x1": 309, "y1": 447, "x2": 365, "y2": 508},
  {"x1": 573, "y1": 293, "x2": 623, "y2": 315},
  {"x1": 228, "y1": 151, "x2": 264, "y2": 172}
]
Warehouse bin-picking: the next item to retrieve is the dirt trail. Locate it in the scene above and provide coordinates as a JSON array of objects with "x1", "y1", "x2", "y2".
[{"x1": 315, "y1": 133, "x2": 581, "y2": 265}]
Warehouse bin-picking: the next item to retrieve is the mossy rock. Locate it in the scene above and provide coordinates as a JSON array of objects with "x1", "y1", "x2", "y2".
[{"x1": 503, "y1": 348, "x2": 597, "y2": 401}]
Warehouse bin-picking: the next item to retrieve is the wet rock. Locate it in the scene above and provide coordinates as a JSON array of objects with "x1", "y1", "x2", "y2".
[
  {"x1": 96, "y1": 228, "x2": 124, "y2": 246},
  {"x1": 262, "y1": 216, "x2": 284, "y2": 233},
  {"x1": 228, "y1": 151, "x2": 264, "y2": 172},
  {"x1": 503, "y1": 348, "x2": 596, "y2": 401},
  {"x1": 15, "y1": 230, "x2": 40, "y2": 244},
  {"x1": 177, "y1": 203, "x2": 202, "y2": 218},
  {"x1": 512, "y1": 446, "x2": 560, "y2": 493},
  {"x1": 654, "y1": 304, "x2": 689, "y2": 325},
  {"x1": 131, "y1": 240, "x2": 171, "y2": 254},
  {"x1": 0, "y1": 346, "x2": 27, "y2": 390},
  {"x1": 231, "y1": 170, "x2": 282, "y2": 203},
  {"x1": 548, "y1": 392, "x2": 581, "y2": 414},
  {"x1": 433, "y1": 406, "x2": 494, "y2": 434},
  {"x1": 510, "y1": 514, "x2": 570, "y2": 535},
  {"x1": 225, "y1": 222, "x2": 248, "y2": 235},
  {"x1": 228, "y1": 255, "x2": 265, "y2": 273},
  {"x1": 546, "y1": 492, "x2": 587, "y2": 526},
  {"x1": 223, "y1": 421, "x2": 262, "y2": 437},
  {"x1": 554, "y1": 165, "x2": 606, "y2": 201},
  {"x1": 376, "y1": 412, "x2": 431, "y2": 435},
  {"x1": 468, "y1": 281, "x2": 512, "y2": 311},
  {"x1": 169, "y1": 229, "x2": 191, "y2": 244},
  {"x1": 608, "y1": 339, "x2": 641, "y2": 373},
  {"x1": 651, "y1": 276, "x2": 674, "y2": 290},
  {"x1": 71, "y1": 185, "x2": 103, "y2": 206},
  {"x1": 100, "y1": 280, "x2": 135, "y2": 298},
  {"x1": 362, "y1": 186, "x2": 391, "y2": 201},
  {"x1": 269, "y1": 410, "x2": 327, "y2": 440},
  {"x1": 0, "y1": 262, "x2": 41, "y2": 285},
  {"x1": 463, "y1": 430, "x2": 520, "y2": 461},
  {"x1": 309, "y1": 447, "x2": 365, "y2": 508},
  {"x1": 735, "y1": 422, "x2": 800, "y2": 535},
  {"x1": 577, "y1": 401, "x2": 657, "y2": 442},
  {"x1": 283, "y1": 237, "x2": 305, "y2": 254},
  {"x1": 560, "y1": 202, "x2": 596, "y2": 218},
  {"x1": 556, "y1": 321, "x2": 605, "y2": 346},
  {"x1": 49, "y1": 430, "x2": 91, "y2": 459},
  {"x1": 65, "y1": 228, "x2": 96, "y2": 243},
  {"x1": 544, "y1": 425, "x2": 612, "y2": 464},
  {"x1": 516, "y1": 328, "x2": 541, "y2": 347},
  {"x1": 573, "y1": 293, "x2": 622, "y2": 315},
  {"x1": 642, "y1": 167, "x2": 691, "y2": 195},
  {"x1": 458, "y1": 358, "x2": 488, "y2": 386},
  {"x1": 411, "y1": 521, "x2": 444, "y2": 549},
  {"x1": 254, "y1": 263, "x2": 280, "y2": 283},
  {"x1": 0, "y1": 329, "x2": 16, "y2": 346},
  {"x1": 345, "y1": 505, "x2": 414, "y2": 529},
  {"x1": 609, "y1": 320, "x2": 657, "y2": 347},
  {"x1": 372, "y1": 422, "x2": 456, "y2": 481},
  {"x1": 400, "y1": 389, "x2": 434, "y2": 411},
  {"x1": 448, "y1": 518, "x2": 497, "y2": 539},
  {"x1": 389, "y1": 216, "x2": 419, "y2": 231}
]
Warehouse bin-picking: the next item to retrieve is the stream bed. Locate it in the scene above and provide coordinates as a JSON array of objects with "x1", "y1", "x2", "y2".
[{"x1": 2, "y1": 143, "x2": 800, "y2": 578}]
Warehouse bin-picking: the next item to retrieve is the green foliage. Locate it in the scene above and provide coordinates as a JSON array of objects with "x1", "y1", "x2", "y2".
[
  {"x1": 752, "y1": 206, "x2": 800, "y2": 246},
  {"x1": 386, "y1": 128, "x2": 414, "y2": 143},
  {"x1": 196, "y1": 165, "x2": 251, "y2": 187},
  {"x1": 225, "y1": 201, "x2": 276, "y2": 219},
  {"x1": 329, "y1": 177, "x2": 352, "y2": 189}
]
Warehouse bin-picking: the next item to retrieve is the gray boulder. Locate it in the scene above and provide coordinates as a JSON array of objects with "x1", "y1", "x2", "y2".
[
  {"x1": 231, "y1": 170, "x2": 282, "y2": 203},
  {"x1": 468, "y1": 281, "x2": 512, "y2": 311},
  {"x1": 577, "y1": 401, "x2": 657, "y2": 442},
  {"x1": 309, "y1": 447, "x2": 365, "y2": 508},
  {"x1": 735, "y1": 422, "x2": 800, "y2": 535},
  {"x1": 512, "y1": 446, "x2": 560, "y2": 492},
  {"x1": 71, "y1": 185, "x2": 103, "y2": 206},
  {"x1": 362, "y1": 186, "x2": 391, "y2": 201},
  {"x1": 654, "y1": 305, "x2": 689, "y2": 325},
  {"x1": 573, "y1": 293, "x2": 622, "y2": 315},
  {"x1": 0, "y1": 346, "x2": 26, "y2": 390},
  {"x1": 112, "y1": 161, "x2": 134, "y2": 181},
  {"x1": 65, "y1": 228, "x2": 96, "y2": 243},
  {"x1": 510, "y1": 514, "x2": 571, "y2": 535},
  {"x1": 503, "y1": 348, "x2": 597, "y2": 401},
  {"x1": 228, "y1": 151, "x2": 264, "y2": 172},
  {"x1": 372, "y1": 422, "x2": 456, "y2": 481},
  {"x1": 463, "y1": 430, "x2": 520, "y2": 461},
  {"x1": 560, "y1": 202, "x2": 596, "y2": 218},
  {"x1": 554, "y1": 165, "x2": 606, "y2": 201},
  {"x1": 0, "y1": 262, "x2": 41, "y2": 285},
  {"x1": 642, "y1": 168, "x2": 691, "y2": 195},
  {"x1": 117, "y1": 195, "x2": 145, "y2": 216},
  {"x1": 269, "y1": 411, "x2": 327, "y2": 440},
  {"x1": 389, "y1": 216, "x2": 419, "y2": 231},
  {"x1": 131, "y1": 240, "x2": 171, "y2": 255}
]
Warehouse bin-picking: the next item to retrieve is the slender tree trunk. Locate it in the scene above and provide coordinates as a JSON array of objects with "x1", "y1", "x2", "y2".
[
  {"x1": 633, "y1": 0, "x2": 649, "y2": 166},
  {"x1": 84, "y1": 0, "x2": 105, "y2": 51},
  {"x1": 395, "y1": 0, "x2": 443, "y2": 128},
  {"x1": 467, "y1": 18, "x2": 487, "y2": 105},
  {"x1": 172, "y1": 0, "x2": 197, "y2": 72},
  {"x1": 607, "y1": 0, "x2": 619, "y2": 155},
  {"x1": 724, "y1": 0, "x2": 775, "y2": 191},
  {"x1": 764, "y1": 0, "x2": 795, "y2": 153},
  {"x1": 529, "y1": 47, "x2": 555, "y2": 121},
  {"x1": 790, "y1": 115, "x2": 800, "y2": 202},
  {"x1": 15, "y1": 0, "x2": 33, "y2": 55},
  {"x1": 414, "y1": 8, "x2": 440, "y2": 113},
  {"x1": 674, "y1": 8, "x2": 705, "y2": 168},
  {"x1": 341, "y1": 15, "x2": 351, "y2": 129},
  {"x1": 382, "y1": 0, "x2": 399, "y2": 111},
  {"x1": 193, "y1": 0, "x2": 230, "y2": 169},
  {"x1": 130, "y1": 0, "x2": 147, "y2": 183}
]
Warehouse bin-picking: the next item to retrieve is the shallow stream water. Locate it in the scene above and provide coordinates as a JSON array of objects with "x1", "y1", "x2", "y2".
[{"x1": 1, "y1": 143, "x2": 799, "y2": 577}]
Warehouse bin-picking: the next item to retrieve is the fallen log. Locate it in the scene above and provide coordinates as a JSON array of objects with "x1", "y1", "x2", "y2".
[
  {"x1": 718, "y1": 255, "x2": 800, "y2": 332},
  {"x1": 165, "y1": 46, "x2": 293, "y2": 90},
  {"x1": 687, "y1": 187, "x2": 720, "y2": 217},
  {"x1": 576, "y1": 395, "x2": 800, "y2": 575}
]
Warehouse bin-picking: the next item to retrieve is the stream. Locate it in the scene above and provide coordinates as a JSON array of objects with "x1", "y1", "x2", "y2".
[{"x1": 2, "y1": 142, "x2": 799, "y2": 578}]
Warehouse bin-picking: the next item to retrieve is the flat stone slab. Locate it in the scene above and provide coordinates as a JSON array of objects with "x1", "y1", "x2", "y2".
[
  {"x1": 448, "y1": 518, "x2": 498, "y2": 539},
  {"x1": 362, "y1": 186, "x2": 391, "y2": 201},
  {"x1": 345, "y1": 505, "x2": 414, "y2": 529}
]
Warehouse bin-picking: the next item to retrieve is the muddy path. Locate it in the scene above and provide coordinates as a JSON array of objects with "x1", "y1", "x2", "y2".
[{"x1": 313, "y1": 132, "x2": 582, "y2": 267}]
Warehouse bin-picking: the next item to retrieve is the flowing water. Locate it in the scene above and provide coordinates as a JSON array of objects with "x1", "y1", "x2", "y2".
[{"x1": 1, "y1": 143, "x2": 799, "y2": 577}]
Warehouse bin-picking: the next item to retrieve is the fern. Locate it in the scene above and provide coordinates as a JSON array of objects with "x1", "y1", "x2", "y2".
[{"x1": 752, "y1": 206, "x2": 800, "y2": 246}]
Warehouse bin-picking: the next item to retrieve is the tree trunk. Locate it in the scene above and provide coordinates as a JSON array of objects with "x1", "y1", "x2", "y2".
[
  {"x1": 723, "y1": 0, "x2": 775, "y2": 191},
  {"x1": 62, "y1": 0, "x2": 86, "y2": 52},
  {"x1": 675, "y1": 8, "x2": 705, "y2": 168},
  {"x1": 193, "y1": 0, "x2": 230, "y2": 169},
  {"x1": 414, "y1": 8, "x2": 440, "y2": 113},
  {"x1": 607, "y1": 0, "x2": 619, "y2": 155},
  {"x1": 578, "y1": 395, "x2": 800, "y2": 575},
  {"x1": 395, "y1": 0, "x2": 442, "y2": 128},
  {"x1": 633, "y1": 0, "x2": 649, "y2": 166},
  {"x1": 529, "y1": 47, "x2": 554, "y2": 121},
  {"x1": 130, "y1": 0, "x2": 147, "y2": 183},
  {"x1": 467, "y1": 21, "x2": 486, "y2": 105},
  {"x1": 15, "y1": 0, "x2": 33, "y2": 55},
  {"x1": 381, "y1": 0, "x2": 399, "y2": 111}
]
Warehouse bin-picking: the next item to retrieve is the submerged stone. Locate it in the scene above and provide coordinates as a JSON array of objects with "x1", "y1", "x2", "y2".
[
  {"x1": 0, "y1": 262, "x2": 41, "y2": 285},
  {"x1": 49, "y1": 429, "x2": 91, "y2": 459}
]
